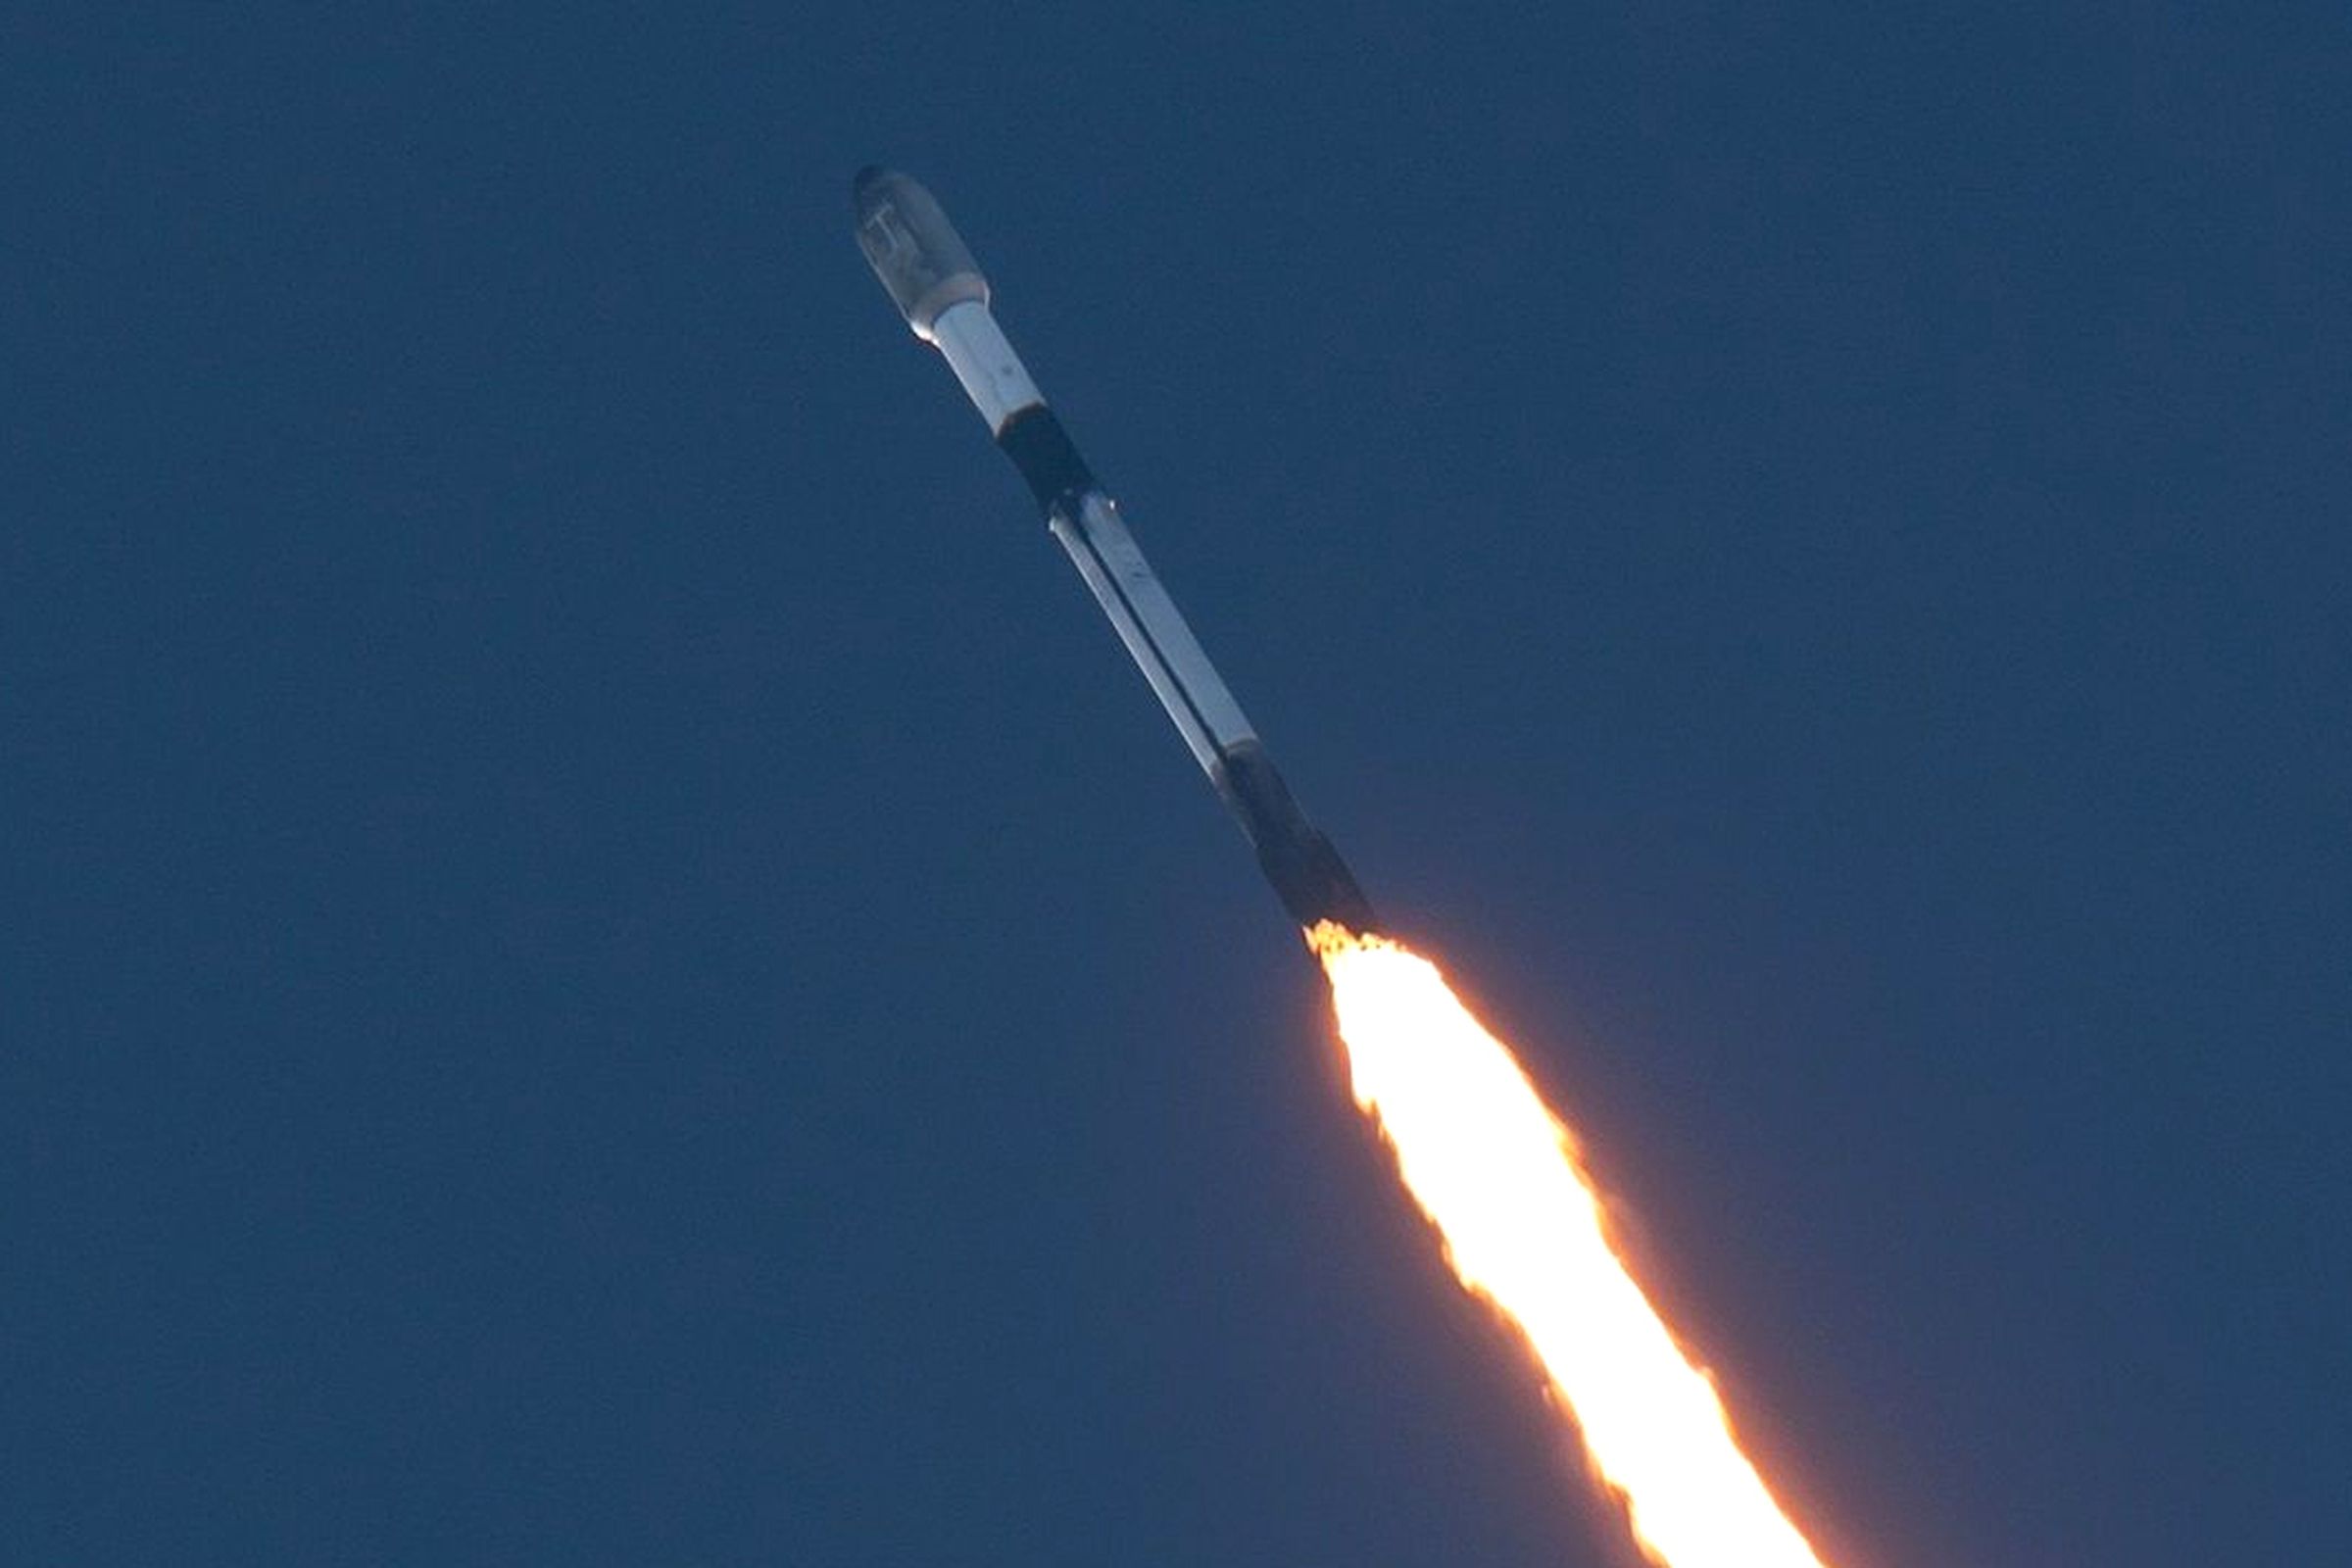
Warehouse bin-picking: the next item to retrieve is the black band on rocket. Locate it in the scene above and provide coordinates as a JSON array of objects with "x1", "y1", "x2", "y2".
[{"x1": 996, "y1": 405, "x2": 1096, "y2": 515}]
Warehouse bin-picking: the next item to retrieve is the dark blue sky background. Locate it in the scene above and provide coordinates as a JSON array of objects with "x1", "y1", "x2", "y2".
[{"x1": 8, "y1": 7, "x2": 2348, "y2": 1565}]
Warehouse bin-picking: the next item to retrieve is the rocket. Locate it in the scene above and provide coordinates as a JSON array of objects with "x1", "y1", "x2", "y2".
[{"x1": 853, "y1": 167, "x2": 1377, "y2": 935}]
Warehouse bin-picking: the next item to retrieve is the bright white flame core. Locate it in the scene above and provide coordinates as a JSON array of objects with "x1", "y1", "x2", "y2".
[{"x1": 1312, "y1": 924, "x2": 1826, "y2": 1568}]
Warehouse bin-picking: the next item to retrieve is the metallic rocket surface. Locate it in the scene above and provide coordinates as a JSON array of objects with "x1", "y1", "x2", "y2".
[{"x1": 853, "y1": 167, "x2": 1376, "y2": 934}]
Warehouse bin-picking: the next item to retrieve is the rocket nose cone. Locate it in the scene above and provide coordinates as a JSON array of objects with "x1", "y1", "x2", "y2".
[
  {"x1": 851, "y1": 165, "x2": 896, "y2": 218},
  {"x1": 851, "y1": 166, "x2": 988, "y2": 336}
]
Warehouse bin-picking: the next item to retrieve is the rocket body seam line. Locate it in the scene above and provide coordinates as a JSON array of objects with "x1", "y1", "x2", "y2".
[
  {"x1": 1068, "y1": 493, "x2": 1256, "y2": 746},
  {"x1": 1054, "y1": 495, "x2": 1239, "y2": 772}
]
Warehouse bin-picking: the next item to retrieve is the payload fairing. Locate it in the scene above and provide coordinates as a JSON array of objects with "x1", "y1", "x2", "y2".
[{"x1": 854, "y1": 167, "x2": 1375, "y2": 934}]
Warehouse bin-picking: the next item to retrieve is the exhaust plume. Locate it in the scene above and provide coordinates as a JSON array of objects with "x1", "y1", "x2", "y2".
[{"x1": 1309, "y1": 922, "x2": 1828, "y2": 1568}]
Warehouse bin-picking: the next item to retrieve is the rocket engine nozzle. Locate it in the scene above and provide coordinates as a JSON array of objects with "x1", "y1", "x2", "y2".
[{"x1": 1214, "y1": 741, "x2": 1379, "y2": 935}]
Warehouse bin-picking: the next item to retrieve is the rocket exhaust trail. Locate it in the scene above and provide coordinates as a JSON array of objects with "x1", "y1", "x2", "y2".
[
  {"x1": 855, "y1": 169, "x2": 1837, "y2": 1567},
  {"x1": 1311, "y1": 924, "x2": 1829, "y2": 1568},
  {"x1": 852, "y1": 168, "x2": 1375, "y2": 934}
]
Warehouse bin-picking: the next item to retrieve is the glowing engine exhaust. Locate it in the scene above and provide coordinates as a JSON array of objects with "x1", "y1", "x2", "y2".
[{"x1": 1311, "y1": 923, "x2": 1827, "y2": 1568}]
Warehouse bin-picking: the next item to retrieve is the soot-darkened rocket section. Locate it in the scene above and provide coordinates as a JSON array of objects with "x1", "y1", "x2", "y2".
[{"x1": 853, "y1": 167, "x2": 1376, "y2": 935}]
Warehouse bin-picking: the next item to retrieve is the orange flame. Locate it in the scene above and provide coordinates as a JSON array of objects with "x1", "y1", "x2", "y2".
[{"x1": 1308, "y1": 921, "x2": 1828, "y2": 1568}]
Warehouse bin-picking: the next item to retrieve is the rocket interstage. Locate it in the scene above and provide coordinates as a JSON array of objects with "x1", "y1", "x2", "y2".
[{"x1": 852, "y1": 167, "x2": 1376, "y2": 935}]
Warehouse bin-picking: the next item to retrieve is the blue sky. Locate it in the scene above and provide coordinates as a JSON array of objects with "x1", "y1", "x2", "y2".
[{"x1": 8, "y1": 7, "x2": 2348, "y2": 1564}]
